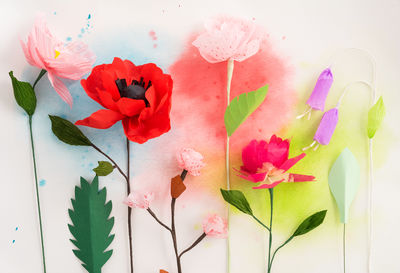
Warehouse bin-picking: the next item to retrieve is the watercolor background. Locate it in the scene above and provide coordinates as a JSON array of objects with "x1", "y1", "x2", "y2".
[{"x1": 0, "y1": 0, "x2": 399, "y2": 273}]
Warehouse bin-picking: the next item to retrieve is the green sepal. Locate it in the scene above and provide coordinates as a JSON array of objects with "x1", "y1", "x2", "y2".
[
  {"x1": 292, "y1": 210, "x2": 327, "y2": 237},
  {"x1": 49, "y1": 115, "x2": 92, "y2": 146},
  {"x1": 220, "y1": 189, "x2": 253, "y2": 215},
  {"x1": 93, "y1": 161, "x2": 114, "y2": 176},
  {"x1": 367, "y1": 96, "x2": 386, "y2": 138},
  {"x1": 9, "y1": 71, "x2": 37, "y2": 116}
]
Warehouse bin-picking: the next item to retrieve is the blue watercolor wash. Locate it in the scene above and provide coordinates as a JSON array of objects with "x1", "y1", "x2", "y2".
[
  {"x1": 81, "y1": 28, "x2": 85, "y2": 34},
  {"x1": 53, "y1": 11, "x2": 56, "y2": 15},
  {"x1": 15, "y1": 227, "x2": 18, "y2": 231},
  {"x1": 88, "y1": 14, "x2": 91, "y2": 20},
  {"x1": 78, "y1": 34, "x2": 83, "y2": 38},
  {"x1": 39, "y1": 179, "x2": 46, "y2": 187},
  {"x1": 66, "y1": 37, "x2": 72, "y2": 42},
  {"x1": 88, "y1": 162, "x2": 94, "y2": 168},
  {"x1": 12, "y1": 240, "x2": 15, "y2": 244}
]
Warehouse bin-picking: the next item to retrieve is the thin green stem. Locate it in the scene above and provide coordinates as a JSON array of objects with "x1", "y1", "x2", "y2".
[
  {"x1": 269, "y1": 236, "x2": 294, "y2": 267},
  {"x1": 251, "y1": 215, "x2": 270, "y2": 231},
  {"x1": 343, "y1": 224, "x2": 346, "y2": 273},
  {"x1": 33, "y1": 69, "x2": 47, "y2": 89},
  {"x1": 29, "y1": 115, "x2": 47, "y2": 273},
  {"x1": 267, "y1": 188, "x2": 274, "y2": 273}
]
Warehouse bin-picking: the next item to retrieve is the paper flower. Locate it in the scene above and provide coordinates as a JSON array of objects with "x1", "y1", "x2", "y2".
[
  {"x1": 176, "y1": 148, "x2": 205, "y2": 176},
  {"x1": 297, "y1": 68, "x2": 333, "y2": 119},
  {"x1": 303, "y1": 108, "x2": 338, "y2": 151},
  {"x1": 192, "y1": 16, "x2": 261, "y2": 63},
  {"x1": 76, "y1": 57, "x2": 173, "y2": 143},
  {"x1": 202, "y1": 214, "x2": 228, "y2": 238},
  {"x1": 20, "y1": 16, "x2": 95, "y2": 106},
  {"x1": 237, "y1": 135, "x2": 315, "y2": 189},
  {"x1": 124, "y1": 191, "x2": 154, "y2": 209}
]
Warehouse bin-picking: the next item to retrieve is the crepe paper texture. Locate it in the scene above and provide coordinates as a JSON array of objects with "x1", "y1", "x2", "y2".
[
  {"x1": 124, "y1": 192, "x2": 154, "y2": 209},
  {"x1": 93, "y1": 161, "x2": 114, "y2": 176},
  {"x1": 20, "y1": 16, "x2": 95, "y2": 106},
  {"x1": 202, "y1": 214, "x2": 228, "y2": 238},
  {"x1": 306, "y1": 68, "x2": 333, "y2": 111},
  {"x1": 9, "y1": 71, "x2": 36, "y2": 116},
  {"x1": 171, "y1": 175, "x2": 187, "y2": 199},
  {"x1": 328, "y1": 148, "x2": 360, "y2": 223},
  {"x1": 237, "y1": 135, "x2": 315, "y2": 189},
  {"x1": 314, "y1": 108, "x2": 339, "y2": 145},
  {"x1": 192, "y1": 16, "x2": 262, "y2": 63},
  {"x1": 75, "y1": 57, "x2": 172, "y2": 144},
  {"x1": 224, "y1": 84, "x2": 268, "y2": 136},
  {"x1": 49, "y1": 115, "x2": 92, "y2": 146},
  {"x1": 367, "y1": 96, "x2": 386, "y2": 138},
  {"x1": 176, "y1": 148, "x2": 205, "y2": 176},
  {"x1": 220, "y1": 189, "x2": 326, "y2": 273},
  {"x1": 68, "y1": 176, "x2": 115, "y2": 273}
]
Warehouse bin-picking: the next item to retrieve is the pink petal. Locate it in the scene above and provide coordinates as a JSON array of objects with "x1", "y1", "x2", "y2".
[
  {"x1": 241, "y1": 139, "x2": 268, "y2": 173},
  {"x1": 280, "y1": 153, "x2": 306, "y2": 172},
  {"x1": 252, "y1": 180, "x2": 283, "y2": 189},
  {"x1": 75, "y1": 109, "x2": 124, "y2": 129},
  {"x1": 238, "y1": 172, "x2": 267, "y2": 183},
  {"x1": 265, "y1": 135, "x2": 289, "y2": 168},
  {"x1": 289, "y1": 174, "x2": 315, "y2": 182},
  {"x1": 47, "y1": 73, "x2": 73, "y2": 107}
]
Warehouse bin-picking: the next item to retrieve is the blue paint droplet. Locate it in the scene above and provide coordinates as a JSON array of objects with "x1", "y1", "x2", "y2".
[
  {"x1": 39, "y1": 179, "x2": 46, "y2": 187},
  {"x1": 12, "y1": 240, "x2": 15, "y2": 244},
  {"x1": 81, "y1": 28, "x2": 85, "y2": 34},
  {"x1": 88, "y1": 162, "x2": 94, "y2": 168},
  {"x1": 78, "y1": 34, "x2": 83, "y2": 38},
  {"x1": 66, "y1": 36, "x2": 72, "y2": 42},
  {"x1": 15, "y1": 227, "x2": 18, "y2": 231},
  {"x1": 88, "y1": 14, "x2": 91, "y2": 19},
  {"x1": 53, "y1": 11, "x2": 57, "y2": 15}
]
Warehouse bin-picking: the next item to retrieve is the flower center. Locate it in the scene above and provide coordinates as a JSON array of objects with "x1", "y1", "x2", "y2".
[{"x1": 115, "y1": 77, "x2": 151, "y2": 107}]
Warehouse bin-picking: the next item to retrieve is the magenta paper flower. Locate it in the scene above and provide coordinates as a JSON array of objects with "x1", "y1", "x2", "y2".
[
  {"x1": 192, "y1": 16, "x2": 261, "y2": 63},
  {"x1": 297, "y1": 68, "x2": 333, "y2": 119},
  {"x1": 20, "y1": 16, "x2": 95, "y2": 106},
  {"x1": 202, "y1": 214, "x2": 228, "y2": 238},
  {"x1": 237, "y1": 135, "x2": 315, "y2": 189},
  {"x1": 124, "y1": 191, "x2": 154, "y2": 209},
  {"x1": 177, "y1": 148, "x2": 205, "y2": 176}
]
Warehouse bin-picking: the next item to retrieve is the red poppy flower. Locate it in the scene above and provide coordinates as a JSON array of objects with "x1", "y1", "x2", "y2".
[
  {"x1": 237, "y1": 135, "x2": 315, "y2": 189},
  {"x1": 76, "y1": 57, "x2": 173, "y2": 143}
]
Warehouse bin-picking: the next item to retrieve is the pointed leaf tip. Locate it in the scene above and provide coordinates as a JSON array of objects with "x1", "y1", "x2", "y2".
[
  {"x1": 368, "y1": 96, "x2": 386, "y2": 138},
  {"x1": 220, "y1": 189, "x2": 253, "y2": 215},
  {"x1": 9, "y1": 71, "x2": 37, "y2": 116},
  {"x1": 292, "y1": 210, "x2": 327, "y2": 237},
  {"x1": 224, "y1": 84, "x2": 268, "y2": 136},
  {"x1": 49, "y1": 115, "x2": 92, "y2": 146},
  {"x1": 328, "y1": 148, "x2": 360, "y2": 223}
]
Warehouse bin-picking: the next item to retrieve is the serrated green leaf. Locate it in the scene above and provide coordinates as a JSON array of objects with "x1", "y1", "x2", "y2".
[
  {"x1": 220, "y1": 189, "x2": 253, "y2": 215},
  {"x1": 224, "y1": 84, "x2": 268, "y2": 136},
  {"x1": 69, "y1": 176, "x2": 115, "y2": 273},
  {"x1": 49, "y1": 115, "x2": 92, "y2": 146},
  {"x1": 328, "y1": 148, "x2": 360, "y2": 223},
  {"x1": 292, "y1": 210, "x2": 327, "y2": 237},
  {"x1": 367, "y1": 96, "x2": 386, "y2": 138},
  {"x1": 93, "y1": 161, "x2": 114, "y2": 176},
  {"x1": 9, "y1": 71, "x2": 37, "y2": 116}
]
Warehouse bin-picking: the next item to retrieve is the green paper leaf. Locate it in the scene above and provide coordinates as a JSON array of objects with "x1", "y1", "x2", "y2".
[
  {"x1": 328, "y1": 148, "x2": 360, "y2": 223},
  {"x1": 9, "y1": 71, "x2": 37, "y2": 116},
  {"x1": 224, "y1": 84, "x2": 269, "y2": 136},
  {"x1": 292, "y1": 210, "x2": 327, "y2": 237},
  {"x1": 49, "y1": 115, "x2": 92, "y2": 146},
  {"x1": 220, "y1": 189, "x2": 253, "y2": 215},
  {"x1": 367, "y1": 96, "x2": 386, "y2": 138},
  {"x1": 93, "y1": 161, "x2": 114, "y2": 176},
  {"x1": 69, "y1": 176, "x2": 115, "y2": 273}
]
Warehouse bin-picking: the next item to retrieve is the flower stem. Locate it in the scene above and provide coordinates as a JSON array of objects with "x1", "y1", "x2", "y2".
[
  {"x1": 33, "y1": 69, "x2": 47, "y2": 89},
  {"x1": 179, "y1": 233, "x2": 207, "y2": 259},
  {"x1": 251, "y1": 215, "x2": 270, "y2": 231},
  {"x1": 225, "y1": 58, "x2": 234, "y2": 273},
  {"x1": 29, "y1": 115, "x2": 47, "y2": 273},
  {"x1": 147, "y1": 208, "x2": 171, "y2": 232},
  {"x1": 343, "y1": 223, "x2": 346, "y2": 273},
  {"x1": 126, "y1": 138, "x2": 134, "y2": 273},
  {"x1": 91, "y1": 143, "x2": 128, "y2": 181},
  {"x1": 171, "y1": 198, "x2": 182, "y2": 273},
  {"x1": 267, "y1": 188, "x2": 274, "y2": 273}
]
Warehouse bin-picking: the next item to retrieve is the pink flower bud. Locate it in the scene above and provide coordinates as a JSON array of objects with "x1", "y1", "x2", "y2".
[
  {"x1": 176, "y1": 148, "x2": 205, "y2": 176},
  {"x1": 202, "y1": 214, "x2": 228, "y2": 238},
  {"x1": 306, "y1": 68, "x2": 333, "y2": 111},
  {"x1": 124, "y1": 191, "x2": 154, "y2": 209},
  {"x1": 314, "y1": 108, "x2": 339, "y2": 145}
]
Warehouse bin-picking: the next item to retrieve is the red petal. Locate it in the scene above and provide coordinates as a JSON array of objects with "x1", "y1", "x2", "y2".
[
  {"x1": 280, "y1": 153, "x2": 306, "y2": 171},
  {"x1": 75, "y1": 109, "x2": 124, "y2": 129},
  {"x1": 116, "y1": 98, "x2": 146, "y2": 117},
  {"x1": 265, "y1": 135, "x2": 289, "y2": 167},
  {"x1": 290, "y1": 174, "x2": 315, "y2": 182}
]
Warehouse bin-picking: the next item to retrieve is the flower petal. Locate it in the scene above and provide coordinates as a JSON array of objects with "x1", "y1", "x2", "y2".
[
  {"x1": 252, "y1": 180, "x2": 283, "y2": 189},
  {"x1": 75, "y1": 109, "x2": 124, "y2": 129},
  {"x1": 241, "y1": 140, "x2": 268, "y2": 173},
  {"x1": 265, "y1": 135, "x2": 289, "y2": 168},
  {"x1": 116, "y1": 98, "x2": 146, "y2": 117},
  {"x1": 280, "y1": 153, "x2": 306, "y2": 172},
  {"x1": 47, "y1": 73, "x2": 73, "y2": 107},
  {"x1": 289, "y1": 174, "x2": 315, "y2": 182}
]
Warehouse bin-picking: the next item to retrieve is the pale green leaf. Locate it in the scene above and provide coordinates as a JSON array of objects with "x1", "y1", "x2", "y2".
[
  {"x1": 328, "y1": 148, "x2": 360, "y2": 223},
  {"x1": 367, "y1": 96, "x2": 386, "y2": 138},
  {"x1": 224, "y1": 85, "x2": 268, "y2": 136}
]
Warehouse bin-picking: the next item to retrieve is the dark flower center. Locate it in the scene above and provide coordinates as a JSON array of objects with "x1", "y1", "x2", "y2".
[{"x1": 115, "y1": 77, "x2": 152, "y2": 107}]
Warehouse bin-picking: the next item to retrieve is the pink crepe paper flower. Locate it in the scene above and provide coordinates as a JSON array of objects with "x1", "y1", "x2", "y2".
[
  {"x1": 202, "y1": 214, "x2": 228, "y2": 238},
  {"x1": 192, "y1": 16, "x2": 261, "y2": 63},
  {"x1": 177, "y1": 148, "x2": 205, "y2": 176},
  {"x1": 124, "y1": 191, "x2": 154, "y2": 209},
  {"x1": 237, "y1": 135, "x2": 315, "y2": 189},
  {"x1": 297, "y1": 68, "x2": 333, "y2": 119},
  {"x1": 20, "y1": 16, "x2": 95, "y2": 106}
]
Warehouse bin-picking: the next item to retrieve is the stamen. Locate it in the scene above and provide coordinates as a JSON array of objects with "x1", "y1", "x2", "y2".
[
  {"x1": 146, "y1": 80, "x2": 152, "y2": 90},
  {"x1": 296, "y1": 107, "x2": 312, "y2": 119},
  {"x1": 313, "y1": 143, "x2": 320, "y2": 151},
  {"x1": 302, "y1": 140, "x2": 316, "y2": 151}
]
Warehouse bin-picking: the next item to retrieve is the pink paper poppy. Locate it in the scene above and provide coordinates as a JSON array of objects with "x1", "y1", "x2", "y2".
[
  {"x1": 192, "y1": 16, "x2": 261, "y2": 63},
  {"x1": 237, "y1": 135, "x2": 315, "y2": 189},
  {"x1": 20, "y1": 16, "x2": 95, "y2": 106}
]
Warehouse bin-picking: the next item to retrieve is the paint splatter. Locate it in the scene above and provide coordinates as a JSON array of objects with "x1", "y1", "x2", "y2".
[
  {"x1": 12, "y1": 240, "x2": 15, "y2": 244},
  {"x1": 15, "y1": 227, "x2": 18, "y2": 231},
  {"x1": 66, "y1": 36, "x2": 72, "y2": 42},
  {"x1": 149, "y1": 30, "x2": 158, "y2": 48},
  {"x1": 39, "y1": 179, "x2": 46, "y2": 187},
  {"x1": 282, "y1": 36, "x2": 286, "y2": 40},
  {"x1": 53, "y1": 11, "x2": 57, "y2": 15}
]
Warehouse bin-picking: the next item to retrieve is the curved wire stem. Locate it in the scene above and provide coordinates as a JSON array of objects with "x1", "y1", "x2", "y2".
[{"x1": 343, "y1": 224, "x2": 346, "y2": 273}]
